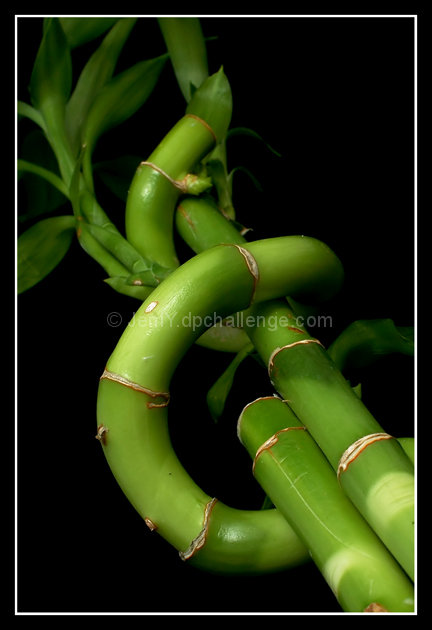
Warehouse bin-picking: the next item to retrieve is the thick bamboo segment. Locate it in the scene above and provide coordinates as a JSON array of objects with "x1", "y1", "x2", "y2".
[
  {"x1": 97, "y1": 236, "x2": 343, "y2": 572},
  {"x1": 245, "y1": 299, "x2": 415, "y2": 580},
  {"x1": 238, "y1": 396, "x2": 414, "y2": 612}
]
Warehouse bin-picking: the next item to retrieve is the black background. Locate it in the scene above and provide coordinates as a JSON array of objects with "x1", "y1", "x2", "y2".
[{"x1": 16, "y1": 14, "x2": 416, "y2": 615}]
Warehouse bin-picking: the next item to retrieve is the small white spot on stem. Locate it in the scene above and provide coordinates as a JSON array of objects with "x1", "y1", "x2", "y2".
[{"x1": 145, "y1": 301, "x2": 158, "y2": 313}]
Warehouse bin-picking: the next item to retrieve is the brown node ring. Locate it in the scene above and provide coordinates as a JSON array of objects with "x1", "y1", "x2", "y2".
[
  {"x1": 337, "y1": 433, "x2": 394, "y2": 480},
  {"x1": 179, "y1": 497, "x2": 218, "y2": 561},
  {"x1": 252, "y1": 426, "x2": 307, "y2": 474},
  {"x1": 267, "y1": 339, "x2": 325, "y2": 377},
  {"x1": 100, "y1": 368, "x2": 170, "y2": 409}
]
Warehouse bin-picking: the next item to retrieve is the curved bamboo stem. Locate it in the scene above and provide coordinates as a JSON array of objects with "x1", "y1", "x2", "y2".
[
  {"x1": 96, "y1": 235, "x2": 343, "y2": 572},
  {"x1": 125, "y1": 114, "x2": 216, "y2": 270}
]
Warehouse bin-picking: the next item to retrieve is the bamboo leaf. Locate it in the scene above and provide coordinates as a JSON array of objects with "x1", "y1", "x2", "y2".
[
  {"x1": 186, "y1": 67, "x2": 232, "y2": 143},
  {"x1": 158, "y1": 17, "x2": 208, "y2": 102},
  {"x1": 82, "y1": 55, "x2": 167, "y2": 158},
  {"x1": 18, "y1": 129, "x2": 69, "y2": 222},
  {"x1": 227, "y1": 126, "x2": 282, "y2": 157},
  {"x1": 18, "y1": 160, "x2": 69, "y2": 199},
  {"x1": 65, "y1": 18, "x2": 137, "y2": 155},
  {"x1": 206, "y1": 343, "x2": 255, "y2": 422},
  {"x1": 17, "y1": 101, "x2": 46, "y2": 132},
  {"x1": 59, "y1": 17, "x2": 119, "y2": 49},
  {"x1": 17, "y1": 215, "x2": 76, "y2": 293},
  {"x1": 29, "y1": 18, "x2": 72, "y2": 113},
  {"x1": 229, "y1": 165, "x2": 263, "y2": 194},
  {"x1": 84, "y1": 222, "x2": 170, "y2": 286},
  {"x1": 28, "y1": 18, "x2": 75, "y2": 183},
  {"x1": 328, "y1": 319, "x2": 414, "y2": 372}
]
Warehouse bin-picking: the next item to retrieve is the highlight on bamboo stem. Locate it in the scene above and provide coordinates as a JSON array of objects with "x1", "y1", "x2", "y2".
[
  {"x1": 244, "y1": 298, "x2": 414, "y2": 581},
  {"x1": 237, "y1": 396, "x2": 414, "y2": 612}
]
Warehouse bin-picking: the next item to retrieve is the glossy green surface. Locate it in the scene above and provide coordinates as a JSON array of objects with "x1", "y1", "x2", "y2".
[
  {"x1": 246, "y1": 299, "x2": 415, "y2": 580},
  {"x1": 238, "y1": 397, "x2": 414, "y2": 612},
  {"x1": 97, "y1": 235, "x2": 343, "y2": 572},
  {"x1": 125, "y1": 115, "x2": 216, "y2": 268}
]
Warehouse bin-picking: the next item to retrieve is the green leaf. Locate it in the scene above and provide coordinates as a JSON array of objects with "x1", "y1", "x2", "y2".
[
  {"x1": 158, "y1": 17, "x2": 208, "y2": 102},
  {"x1": 65, "y1": 18, "x2": 137, "y2": 155},
  {"x1": 17, "y1": 215, "x2": 76, "y2": 293},
  {"x1": 227, "y1": 126, "x2": 282, "y2": 158},
  {"x1": 85, "y1": 222, "x2": 167, "y2": 285},
  {"x1": 30, "y1": 18, "x2": 72, "y2": 113},
  {"x1": 206, "y1": 343, "x2": 255, "y2": 422},
  {"x1": 28, "y1": 18, "x2": 75, "y2": 184},
  {"x1": 59, "y1": 17, "x2": 119, "y2": 49},
  {"x1": 17, "y1": 101, "x2": 46, "y2": 132},
  {"x1": 229, "y1": 165, "x2": 263, "y2": 194},
  {"x1": 18, "y1": 160, "x2": 69, "y2": 200},
  {"x1": 186, "y1": 67, "x2": 232, "y2": 143},
  {"x1": 18, "y1": 129, "x2": 69, "y2": 222},
  {"x1": 82, "y1": 55, "x2": 167, "y2": 158},
  {"x1": 327, "y1": 319, "x2": 415, "y2": 373}
]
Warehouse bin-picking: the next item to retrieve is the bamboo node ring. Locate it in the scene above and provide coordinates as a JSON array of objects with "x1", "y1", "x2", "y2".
[
  {"x1": 179, "y1": 497, "x2": 218, "y2": 561},
  {"x1": 253, "y1": 426, "x2": 307, "y2": 474},
  {"x1": 268, "y1": 339, "x2": 325, "y2": 376},
  {"x1": 337, "y1": 433, "x2": 394, "y2": 480},
  {"x1": 140, "y1": 161, "x2": 188, "y2": 193},
  {"x1": 100, "y1": 368, "x2": 170, "y2": 408}
]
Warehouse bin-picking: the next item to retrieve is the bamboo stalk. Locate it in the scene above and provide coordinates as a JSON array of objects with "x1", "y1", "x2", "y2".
[
  {"x1": 97, "y1": 235, "x2": 343, "y2": 571},
  {"x1": 175, "y1": 194, "x2": 415, "y2": 582},
  {"x1": 125, "y1": 114, "x2": 216, "y2": 270},
  {"x1": 245, "y1": 298, "x2": 415, "y2": 580},
  {"x1": 238, "y1": 396, "x2": 414, "y2": 612}
]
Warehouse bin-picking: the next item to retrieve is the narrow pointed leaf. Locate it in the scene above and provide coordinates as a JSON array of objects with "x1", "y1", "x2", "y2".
[
  {"x1": 17, "y1": 101, "x2": 46, "y2": 131},
  {"x1": 227, "y1": 126, "x2": 282, "y2": 157},
  {"x1": 18, "y1": 160, "x2": 69, "y2": 199},
  {"x1": 28, "y1": 18, "x2": 75, "y2": 183},
  {"x1": 206, "y1": 343, "x2": 254, "y2": 422},
  {"x1": 82, "y1": 55, "x2": 167, "y2": 158},
  {"x1": 158, "y1": 17, "x2": 208, "y2": 102},
  {"x1": 29, "y1": 18, "x2": 72, "y2": 113},
  {"x1": 85, "y1": 222, "x2": 163, "y2": 283},
  {"x1": 229, "y1": 165, "x2": 263, "y2": 194},
  {"x1": 59, "y1": 17, "x2": 119, "y2": 49},
  {"x1": 17, "y1": 215, "x2": 76, "y2": 293},
  {"x1": 18, "y1": 129, "x2": 69, "y2": 222},
  {"x1": 65, "y1": 18, "x2": 137, "y2": 154},
  {"x1": 328, "y1": 319, "x2": 414, "y2": 372},
  {"x1": 186, "y1": 67, "x2": 232, "y2": 143}
]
